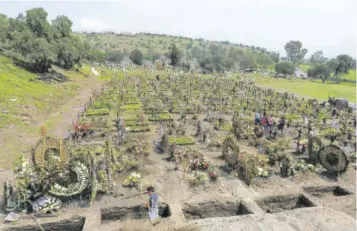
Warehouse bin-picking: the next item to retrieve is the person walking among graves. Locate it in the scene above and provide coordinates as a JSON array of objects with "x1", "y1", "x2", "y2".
[
  {"x1": 267, "y1": 115, "x2": 274, "y2": 131},
  {"x1": 303, "y1": 114, "x2": 308, "y2": 126},
  {"x1": 144, "y1": 186, "x2": 161, "y2": 225},
  {"x1": 261, "y1": 114, "x2": 268, "y2": 131},
  {"x1": 169, "y1": 142, "x2": 176, "y2": 161},
  {"x1": 254, "y1": 111, "x2": 261, "y2": 125},
  {"x1": 278, "y1": 116, "x2": 285, "y2": 132}
]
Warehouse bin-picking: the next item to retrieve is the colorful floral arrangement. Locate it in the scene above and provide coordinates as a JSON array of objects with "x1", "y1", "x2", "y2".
[{"x1": 190, "y1": 158, "x2": 209, "y2": 170}]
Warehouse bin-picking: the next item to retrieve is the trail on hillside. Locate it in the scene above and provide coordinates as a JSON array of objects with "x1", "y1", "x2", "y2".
[{"x1": 0, "y1": 71, "x2": 103, "y2": 170}]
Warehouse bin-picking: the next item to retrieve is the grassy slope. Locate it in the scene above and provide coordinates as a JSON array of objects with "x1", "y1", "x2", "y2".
[
  {"x1": 254, "y1": 76, "x2": 356, "y2": 103},
  {"x1": 79, "y1": 33, "x2": 252, "y2": 57},
  {"x1": 0, "y1": 55, "x2": 93, "y2": 129}
]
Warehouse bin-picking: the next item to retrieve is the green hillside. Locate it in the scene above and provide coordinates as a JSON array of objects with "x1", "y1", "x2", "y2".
[
  {"x1": 79, "y1": 32, "x2": 279, "y2": 70},
  {"x1": 0, "y1": 55, "x2": 91, "y2": 129}
]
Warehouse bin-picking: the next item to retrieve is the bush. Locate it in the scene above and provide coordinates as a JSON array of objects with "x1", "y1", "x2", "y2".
[
  {"x1": 129, "y1": 49, "x2": 143, "y2": 65},
  {"x1": 275, "y1": 62, "x2": 295, "y2": 75}
]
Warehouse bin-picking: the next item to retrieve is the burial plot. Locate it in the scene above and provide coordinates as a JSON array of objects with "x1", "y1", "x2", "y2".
[
  {"x1": 303, "y1": 186, "x2": 352, "y2": 198},
  {"x1": 255, "y1": 194, "x2": 315, "y2": 214},
  {"x1": 100, "y1": 203, "x2": 171, "y2": 222},
  {"x1": 182, "y1": 200, "x2": 253, "y2": 220}
]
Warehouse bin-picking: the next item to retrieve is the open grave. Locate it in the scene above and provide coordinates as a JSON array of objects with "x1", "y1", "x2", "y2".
[
  {"x1": 100, "y1": 203, "x2": 171, "y2": 222},
  {"x1": 3, "y1": 215, "x2": 85, "y2": 231},
  {"x1": 303, "y1": 186, "x2": 352, "y2": 197},
  {"x1": 182, "y1": 200, "x2": 253, "y2": 220},
  {"x1": 255, "y1": 194, "x2": 315, "y2": 214}
]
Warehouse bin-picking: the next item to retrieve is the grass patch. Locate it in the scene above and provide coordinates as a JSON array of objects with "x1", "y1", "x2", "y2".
[
  {"x1": 0, "y1": 55, "x2": 83, "y2": 128},
  {"x1": 148, "y1": 113, "x2": 173, "y2": 121},
  {"x1": 90, "y1": 100, "x2": 115, "y2": 109},
  {"x1": 298, "y1": 64, "x2": 311, "y2": 73},
  {"x1": 85, "y1": 108, "x2": 110, "y2": 116},
  {"x1": 122, "y1": 104, "x2": 142, "y2": 111},
  {"x1": 342, "y1": 69, "x2": 356, "y2": 81},
  {"x1": 168, "y1": 136, "x2": 195, "y2": 146},
  {"x1": 127, "y1": 125, "x2": 150, "y2": 133},
  {"x1": 254, "y1": 77, "x2": 356, "y2": 103}
]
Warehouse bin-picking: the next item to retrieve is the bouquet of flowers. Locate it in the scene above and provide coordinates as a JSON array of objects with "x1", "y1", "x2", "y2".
[
  {"x1": 123, "y1": 172, "x2": 141, "y2": 188},
  {"x1": 190, "y1": 158, "x2": 209, "y2": 170}
]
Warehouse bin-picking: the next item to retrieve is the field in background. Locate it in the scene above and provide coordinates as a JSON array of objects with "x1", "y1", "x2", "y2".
[{"x1": 253, "y1": 76, "x2": 356, "y2": 103}]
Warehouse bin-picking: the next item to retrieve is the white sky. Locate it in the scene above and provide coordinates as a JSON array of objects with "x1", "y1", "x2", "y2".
[{"x1": 0, "y1": 0, "x2": 356, "y2": 58}]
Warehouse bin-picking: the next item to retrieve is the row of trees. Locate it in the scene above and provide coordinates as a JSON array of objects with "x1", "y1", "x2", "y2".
[
  {"x1": 307, "y1": 54, "x2": 355, "y2": 82},
  {"x1": 0, "y1": 8, "x2": 100, "y2": 72},
  {"x1": 124, "y1": 43, "x2": 278, "y2": 73},
  {"x1": 274, "y1": 40, "x2": 355, "y2": 83}
]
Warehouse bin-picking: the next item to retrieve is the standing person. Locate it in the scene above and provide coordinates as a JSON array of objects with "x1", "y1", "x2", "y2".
[
  {"x1": 267, "y1": 115, "x2": 274, "y2": 131},
  {"x1": 278, "y1": 116, "x2": 285, "y2": 132},
  {"x1": 303, "y1": 114, "x2": 308, "y2": 126},
  {"x1": 254, "y1": 111, "x2": 261, "y2": 125},
  {"x1": 261, "y1": 114, "x2": 268, "y2": 132},
  {"x1": 145, "y1": 186, "x2": 160, "y2": 225},
  {"x1": 169, "y1": 142, "x2": 176, "y2": 161}
]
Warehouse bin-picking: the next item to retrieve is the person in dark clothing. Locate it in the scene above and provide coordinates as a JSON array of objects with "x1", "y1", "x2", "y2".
[{"x1": 278, "y1": 117, "x2": 285, "y2": 132}]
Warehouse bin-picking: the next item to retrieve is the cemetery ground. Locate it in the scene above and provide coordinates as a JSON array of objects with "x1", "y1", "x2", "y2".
[{"x1": 0, "y1": 65, "x2": 356, "y2": 230}]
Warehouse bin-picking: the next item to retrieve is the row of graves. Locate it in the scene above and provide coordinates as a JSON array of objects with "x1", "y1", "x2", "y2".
[{"x1": 2, "y1": 71, "x2": 355, "y2": 230}]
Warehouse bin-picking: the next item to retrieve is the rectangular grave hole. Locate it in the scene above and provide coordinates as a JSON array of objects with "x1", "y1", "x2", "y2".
[
  {"x1": 303, "y1": 186, "x2": 352, "y2": 197},
  {"x1": 182, "y1": 201, "x2": 253, "y2": 220},
  {"x1": 255, "y1": 194, "x2": 315, "y2": 214},
  {"x1": 101, "y1": 203, "x2": 171, "y2": 222}
]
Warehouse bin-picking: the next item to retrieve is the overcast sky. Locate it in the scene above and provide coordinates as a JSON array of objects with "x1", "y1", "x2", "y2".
[{"x1": 0, "y1": 0, "x2": 356, "y2": 58}]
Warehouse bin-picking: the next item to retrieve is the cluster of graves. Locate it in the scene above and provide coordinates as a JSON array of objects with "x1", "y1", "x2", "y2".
[{"x1": 2, "y1": 70, "x2": 355, "y2": 229}]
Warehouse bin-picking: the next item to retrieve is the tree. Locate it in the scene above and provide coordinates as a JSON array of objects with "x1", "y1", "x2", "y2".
[
  {"x1": 269, "y1": 52, "x2": 280, "y2": 63},
  {"x1": 333, "y1": 55, "x2": 355, "y2": 76},
  {"x1": 9, "y1": 28, "x2": 34, "y2": 56},
  {"x1": 55, "y1": 37, "x2": 78, "y2": 69},
  {"x1": 309, "y1": 50, "x2": 327, "y2": 64},
  {"x1": 29, "y1": 37, "x2": 56, "y2": 72},
  {"x1": 199, "y1": 57, "x2": 214, "y2": 73},
  {"x1": 106, "y1": 50, "x2": 124, "y2": 63},
  {"x1": 168, "y1": 43, "x2": 181, "y2": 66},
  {"x1": 0, "y1": 14, "x2": 9, "y2": 43},
  {"x1": 275, "y1": 62, "x2": 295, "y2": 75},
  {"x1": 130, "y1": 49, "x2": 143, "y2": 65},
  {"x1": 239, "y1": 55, "x2": 257, "y2": 69},
  {"x1": 284, "y1": 41, "x2": 308, "y2": 63},
  {"x1": 307, "y1": 64, "x2": 331, "y2": 83},
  {"x1": 52, "y1": 15, "x2": 73, "y2": 39},
  {"x1": 25, "y1": 8, "x2": 52, "y2": 40},
  {"x1": 256, "y1": 53, "x2": 274, "y2": 69}
]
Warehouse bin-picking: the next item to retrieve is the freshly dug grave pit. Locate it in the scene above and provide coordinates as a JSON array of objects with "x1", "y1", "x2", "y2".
[
  {"x1": 182, "y1": 200, "x2": 253, "y2": 220},
  {"x1": 100, "y1": 203, "x2": 171, "y2": 222},
  {"x1": 255, "y1": 194, "x2": 315, "y2": 214},
  {"x1": 3, "y1": 215, "x2": 85, "y2": 231},
  {"x1": 303, "y1": 186, "x2": 352, "y2": 197}
]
